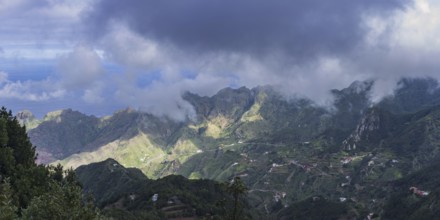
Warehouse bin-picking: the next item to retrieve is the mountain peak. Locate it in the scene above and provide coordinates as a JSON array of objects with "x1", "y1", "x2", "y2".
[
  {"x1": 331, "y1": 80, "x2": 374, "y2": 96},
  {"x1": 216, "y1": 86, "x2": 251, "y2": 95},
  {"x1": 347, "y1": 80, "x2": 374, "y2": 94},
  {"x1": 16, "y1": 109, "x2": 34, "y2": 119},
  {"x1": 16, "y1": 110, "x2": 35, "y2": 123},
  {"x1": 379, "y1": 77, "x2": 440, "y2": 114},
  {"x1": 16, "y1": 109, "x2": 40, "y2": 129}
]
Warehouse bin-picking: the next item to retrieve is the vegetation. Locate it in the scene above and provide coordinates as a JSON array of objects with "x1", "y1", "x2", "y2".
[
  {"x1": 75, "y1": 159, "x2": 259, "y2": 219},
  {"x1": 226, "y1": 177, "x2": 248, "y2": 220},
  {"x1": 382, "y1": 161, "x2": 440, "y2": 220},
  {"x1": 14, "y1": 78, "x2": 440, "y2": 219},
  {"x1": 277, "y1": 197, "x2": 359, "y2": 220},
  {"x1": 0, "y1": 107, "x2": 99, "y2": 219}
]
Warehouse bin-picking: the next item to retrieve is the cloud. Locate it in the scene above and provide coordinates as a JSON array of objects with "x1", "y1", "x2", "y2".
[
  {"x1": 6, "y1": 0, "x2": 440, "y2": 121},
  {"x1": 114, "y1": 72, "x2": 233, "y2": 121},
  {"x1": 0, "y1": 73, "x2": 65, "y2": 101},
  {"x1": 89, "y1": 23, "x2": 357, "y2": 107},
  {"x1": 98, "y1": 23, "x2": 168, "y2": 69},
  {"x1": 344, "y1": 0, "x2": 440, "y2": 100},
  {"x1": 86, "y1": 0, "x2": 409, "y2": 61},
  {"x1": 74, "y1": 0, "x2": 427, "y2": 119},
  {"x1": 57, "y1": 45, "x2": 104, "y2": 89},
  {"x1": 0, "y1": 0, "x2": 90, "y2": 61},
  {"x1": 0, "y1": 44, "x2": 105, "y2": 104}
]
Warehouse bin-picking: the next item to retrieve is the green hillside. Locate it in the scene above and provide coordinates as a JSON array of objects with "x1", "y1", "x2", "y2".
[
  {"x1": 20, "y1": 77, "x2": 440, "y2": 218},
  {"x1": 75, "y1": 159, "x2": 260, "y2": 219}
]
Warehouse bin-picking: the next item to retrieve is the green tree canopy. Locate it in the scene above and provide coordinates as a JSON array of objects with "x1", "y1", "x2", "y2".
[
  {"x1": 0, "y1": 107, "x2": 99, "y2": 219},
  {"x1": 226, "y1": 177, "x2": 248, "y2": 220}
]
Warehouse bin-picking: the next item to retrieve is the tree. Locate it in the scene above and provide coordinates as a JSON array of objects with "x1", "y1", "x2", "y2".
[
  {"x1": 0, "y1": 107, "x2": 44, "y2": 209},
  {"x1": 0, "y1": 107, "x2": 100, "y2": 218},
  {"x1": 0, "y1": 107, "x2": 36, "y2": 168},
  {"x1": 20, "y1": 164, "x2": 99, "y2": 219},
  {"x1": 22, "y1": 182, "x2": 99, "y2": 220},
  {"x1": 226, "y1": 177, "x2": 248, "y2": 220},
  {"x1": 0, "y1": 118, "x2": 9, "y2": 147},
  {"x1": 0, "y1": 147, "x2": 15, "y2": 177},
  {"x1": 49, "y1": 164, "x2": 64, "y2": 183},
  {"x1": 0, "y1": 179, "x2": 18, "y2": 220},
  {"x1": 12, "y1": 164, "x2": 51, "y2": 209}
]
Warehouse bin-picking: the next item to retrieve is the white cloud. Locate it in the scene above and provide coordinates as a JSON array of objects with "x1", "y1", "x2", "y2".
[
  {"x1": 57, "y1": 45, "x2": 104, "y2": 89},
  {"x1": 4, "y1": 0, "x2": 440, "y2": 120},
  {"x1": 0, "y1": 78, "x2": 65, "y2": 101},
  {"x1": 114, "y1": 74, "x2": 233, "y2": 121},
  {"x1": 100, "y1": 24, "x2": 166, "y2": 69},
  {"x1": 392, "y1": 0, "x2": 440, "y2": 49},
  {"x1": 0, "y1": 0, "x2": 91, "y2": 61},
  {"x1": 349, "y1": 0, "x2": 440, "y2": 100},
  {"x1": 87, "y1": 0, "x2": 440, "y2": 119}
]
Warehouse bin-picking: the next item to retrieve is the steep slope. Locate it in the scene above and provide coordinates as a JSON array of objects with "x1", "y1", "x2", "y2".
[
  {"x1": 32, "y1": 85, "x2": 361, "y2": 177},
  {"x1": 183, "y1": 86, "x2": 256, "y2": 139},
  {"x1": 232, "y1": 86, "x2": 331, "y2": 143},
  {"x1": 342, "y1": 105, "x2": 440, "y2": 169},
  {"x1": 29, "y1": 108, "x2": 183, "y2": 169},
  {"x1": 94, "y1": 109, "x2": 183, "y2": 148},
  {"x1": 24, "y1": 82, "x2": 376, "y2": 217},
  {"x1": 29, "y1": 109, "x2": 100, "y2": 163},
  {"x1": 177, "y1": 90, "x2": 440, "y2": 217},
  {"x1": 331, "y1": 80, "x2": 374, "y2": 130},
  {"x1": 379, "y1": 77, "x2": 440, "y2": 114},
  {"x1": 25, "y1": 78, "x2": 440, "y2": 217},
  {"x1": 57, "y1": 132, "x2": 168, "y2": 178}
]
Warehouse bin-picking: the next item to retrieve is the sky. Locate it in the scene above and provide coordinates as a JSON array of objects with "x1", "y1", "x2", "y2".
[{"x1": 1, "y1": 0, "x2": 440, "y2": 120}]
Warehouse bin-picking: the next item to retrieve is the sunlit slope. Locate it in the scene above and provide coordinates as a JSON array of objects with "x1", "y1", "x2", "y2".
[{"x1": 24, "y1": 78, "x2": 440, "y2": 217}]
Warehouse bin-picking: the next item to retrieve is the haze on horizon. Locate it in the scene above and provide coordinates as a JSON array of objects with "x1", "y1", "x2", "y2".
[{"x1": 1, "y1": 0, "x2": 440, "y2": 120}]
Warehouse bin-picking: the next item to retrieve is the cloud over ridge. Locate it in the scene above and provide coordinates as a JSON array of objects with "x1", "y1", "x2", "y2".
[{"x1": 4, "y1": 0, "x2": 440, "y2": 120}]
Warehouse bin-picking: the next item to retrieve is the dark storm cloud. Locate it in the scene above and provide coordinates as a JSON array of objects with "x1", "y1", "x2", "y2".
[{"x1": 86, "y1": 0, "x2": 409, "y2": 60}]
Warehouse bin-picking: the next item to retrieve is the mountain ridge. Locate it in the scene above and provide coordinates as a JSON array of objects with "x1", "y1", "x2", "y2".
[{"x1": 19, "y1": 77, "x2": 440, "y2": 218}]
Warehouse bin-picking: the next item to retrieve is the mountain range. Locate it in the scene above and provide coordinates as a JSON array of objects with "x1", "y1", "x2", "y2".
[{"x1": 17, "y1": 77, "x2": 440, "y2": 219}]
